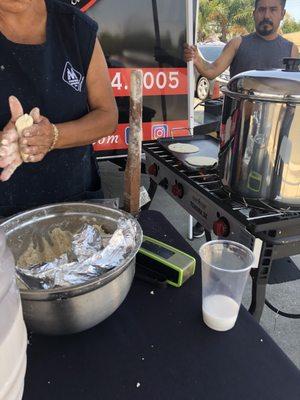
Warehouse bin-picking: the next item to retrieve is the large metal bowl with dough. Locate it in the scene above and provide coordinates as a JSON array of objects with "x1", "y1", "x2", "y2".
[{"x1": 0, "y1": 203, "x2": 142, "y2": 335}]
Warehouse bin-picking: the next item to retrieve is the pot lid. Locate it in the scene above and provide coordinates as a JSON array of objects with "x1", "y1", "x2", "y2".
[{"x1": 224, "y1": 58, "x2": 300, "y2": 102}]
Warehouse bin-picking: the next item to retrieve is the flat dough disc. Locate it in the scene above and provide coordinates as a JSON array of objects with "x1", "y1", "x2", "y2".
[
  {"x1": 186, "y1": 155, "x2": 217, "y2": 167},
  {"x1": 168, "y1": 143, "x2": 199, "y2": 154}
]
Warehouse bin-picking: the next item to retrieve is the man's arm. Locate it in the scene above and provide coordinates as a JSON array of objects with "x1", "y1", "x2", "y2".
[
  {"x1": 184, "y1": 37, "x2": 241, "y2": 80},
  {"x1": 291, "y1": 43, "x2": 299, "y2": 58}
]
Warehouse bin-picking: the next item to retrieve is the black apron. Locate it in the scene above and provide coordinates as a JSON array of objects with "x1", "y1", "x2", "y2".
[{"x1": 0, "y1": 0, "x2": 102, "y2": 217}]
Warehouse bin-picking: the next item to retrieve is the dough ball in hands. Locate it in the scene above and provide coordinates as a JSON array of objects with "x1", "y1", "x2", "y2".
[{"x1": 15, "y1": 114, "x2": 34, "y2": 162}]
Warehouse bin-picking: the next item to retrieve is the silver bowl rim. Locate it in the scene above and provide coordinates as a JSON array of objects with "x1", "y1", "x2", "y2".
[{"x1": 0, "y1": 202, "x2": 143, "y2": 301}]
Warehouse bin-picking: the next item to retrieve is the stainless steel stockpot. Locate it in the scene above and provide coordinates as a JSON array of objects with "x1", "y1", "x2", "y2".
[{"x1": 219, "y1": 58, "x2": 300, "y2": 208}]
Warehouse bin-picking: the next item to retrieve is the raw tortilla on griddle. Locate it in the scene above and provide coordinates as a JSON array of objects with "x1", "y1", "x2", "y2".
[
  {"x1": 186, "y1": 155, "x2": 217, "y2": 167},
  {"x1": 168, "y1": 143, "x2": 199, "y2": 154}
]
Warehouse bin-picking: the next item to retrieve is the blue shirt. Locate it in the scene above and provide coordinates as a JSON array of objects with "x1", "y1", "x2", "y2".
[{"x1": 230, "y1": 32, "x2": 293, "y2": 78}]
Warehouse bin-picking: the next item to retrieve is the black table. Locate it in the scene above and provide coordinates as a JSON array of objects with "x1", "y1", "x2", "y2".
[{"x1": 23, "y1": 211, "x2": 300, "y2": 400}]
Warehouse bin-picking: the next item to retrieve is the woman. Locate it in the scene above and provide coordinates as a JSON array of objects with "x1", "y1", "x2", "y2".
[{"x1": 0, "y1": 0, "x2": 118, "y2": 217}]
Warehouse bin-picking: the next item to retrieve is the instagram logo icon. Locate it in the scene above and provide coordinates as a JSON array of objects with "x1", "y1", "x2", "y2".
[{"x1": 152, "y1": 124, "x2": 169, "y2": 140}]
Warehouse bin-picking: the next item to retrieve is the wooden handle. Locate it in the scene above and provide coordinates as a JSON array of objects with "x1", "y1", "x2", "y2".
[{"x1": 124, "y1": 69, "x2": 143, "y2": 216}]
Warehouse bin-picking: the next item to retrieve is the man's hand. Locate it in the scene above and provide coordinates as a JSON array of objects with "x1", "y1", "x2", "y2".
[
  {"x1": 184, "y1": 42, "x2": 218, "y2": 79},
  {"x1": 183, "y1": 38, "x2": 241, "y2": 80},
  {"x1": 0, "y1": 96, "x2": 24, "y2": 182},
  {"x1": 19, "y1": 112, "x2": 55, "y2": 163},
  {"x1": 183, "y1": 43, "x2": 200, "y2": 63}
]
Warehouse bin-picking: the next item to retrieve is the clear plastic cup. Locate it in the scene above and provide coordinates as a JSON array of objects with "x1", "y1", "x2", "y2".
[{"x1": 199, "y1": 240, "x2": 255, "y2": 332}]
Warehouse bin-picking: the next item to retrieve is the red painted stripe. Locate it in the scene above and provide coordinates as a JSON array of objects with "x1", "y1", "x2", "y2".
[
  {"x1": 93, "y1": 120, "x2": 189, "y2": 151},
  {"x1": 81, "y1": 0, "x2": 96, "y2": 13},
  {"x1": 109, "y1": 68, "x2": 188, "y2": 97}
]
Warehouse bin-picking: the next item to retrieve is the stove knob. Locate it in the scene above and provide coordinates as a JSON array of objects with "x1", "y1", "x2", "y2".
[
  {"x1": 171, "y1": 183, "x2": 184, "y2": 199},
  {"x1": 213, "y1": 217, "x2": 230, "y2": 237},
  {"x1": 148, "y1": 163, "x2": 158, "y2": 177},
  {"x1": 159, "y1": 178, "x2": 169, "y2": 190}
]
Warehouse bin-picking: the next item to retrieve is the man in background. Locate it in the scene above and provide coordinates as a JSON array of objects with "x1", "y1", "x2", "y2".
[
  {"x1": 184, "y1": 0, "x2": 299, "y2": 81},
  {"x1": 185, "y1": 0, "x2": 299, "y2": 238}
]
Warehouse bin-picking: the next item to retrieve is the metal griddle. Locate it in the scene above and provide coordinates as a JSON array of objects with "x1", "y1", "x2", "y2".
[{"x1": 158, "y1": 135, "x2": 219, "y2": 172}]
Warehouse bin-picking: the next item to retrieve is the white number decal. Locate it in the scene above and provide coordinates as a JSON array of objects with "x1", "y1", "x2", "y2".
[
  {"x1": 111, "y1": 70, "x2": 181, "y2": 93},
  {"x1": 169, "y1": 71, "x2": 179, "y2": 89},
  {"x1": 143, "y1": 72, "x2": 155, "y2": 90},
  {"x1": 111, "y1": 72, "x2": 122, "y2": 91},
  {"x1": 156, "y1": 72, "x2": 167, "y2": 90}
]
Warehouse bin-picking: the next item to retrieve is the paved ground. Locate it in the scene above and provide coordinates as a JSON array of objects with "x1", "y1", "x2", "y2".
[{"x1": 100, "y1": 159, "x2": 300, "y2": 369}]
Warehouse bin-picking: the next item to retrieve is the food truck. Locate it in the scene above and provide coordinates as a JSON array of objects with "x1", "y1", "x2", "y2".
[{"x1": 66, "y1": 0, "x2": 198, "y2": 157}]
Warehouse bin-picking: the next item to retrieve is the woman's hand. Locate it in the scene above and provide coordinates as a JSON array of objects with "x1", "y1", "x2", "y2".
[
  {"x1": 19, "y1": 112, "x2": 55, "y2": 162},
  {"x1": 0, "y1": 96, "x2": 24, "y2": 182},
  {"x1": 0, "y1": 129, "x2": 23, "y2": 181}
]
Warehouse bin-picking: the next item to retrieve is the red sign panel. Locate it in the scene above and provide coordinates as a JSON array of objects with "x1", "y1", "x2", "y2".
[
  {"x1": 109, "y1": 68, "x2": 187, "y2": 97},
  {"x1": 93, "y1": 120, "x2": 189, "y2": 151}
]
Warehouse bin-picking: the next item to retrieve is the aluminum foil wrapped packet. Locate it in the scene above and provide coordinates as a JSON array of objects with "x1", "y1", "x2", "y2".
[
  {"x1": 16, "y1": 218, "x2": 137, "y2": 290},
  {"x1": 72, "y1": 224, "x2": 103, "y2": 262}
]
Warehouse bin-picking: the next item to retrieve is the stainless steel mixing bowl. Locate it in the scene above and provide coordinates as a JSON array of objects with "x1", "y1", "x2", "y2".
[{"x1": 0, "y1": 203, "x2": 143, "y2": 335}]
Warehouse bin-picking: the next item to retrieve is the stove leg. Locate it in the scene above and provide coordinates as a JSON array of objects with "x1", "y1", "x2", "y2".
[
  {"x1": 205, "y1": 230, "x2": 212, "y2": 242},
  {"x1": 249, "y1": 270, "x2": 267, "y2": 322},
  {"x1": 249, "y1": 241, "x2": 273, "y2": 322},
  {"x1": 141, "y1": 178, "x2": 157, "y2": 210}
]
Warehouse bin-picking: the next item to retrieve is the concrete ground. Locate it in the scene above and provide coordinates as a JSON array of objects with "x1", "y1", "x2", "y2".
[{"x1": 100, "y1": 159, "x2": 300, "y2": 369}]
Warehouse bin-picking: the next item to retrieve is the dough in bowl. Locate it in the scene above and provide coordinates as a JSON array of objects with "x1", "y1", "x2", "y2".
[
  {"x1": 186, "y1": 155, "x2": 217, "y2": 167},
  {"x1": 168, "y1": 143, "x2": 199, "y2": 153}
]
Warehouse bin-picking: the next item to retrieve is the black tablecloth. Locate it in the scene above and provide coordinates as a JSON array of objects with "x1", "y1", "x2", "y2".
[{"x1": 23, "y1": 210, "x2": 300, "y2": 400}]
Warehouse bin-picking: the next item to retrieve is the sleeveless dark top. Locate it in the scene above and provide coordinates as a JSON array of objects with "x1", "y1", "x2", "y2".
[
  {"x1": 230, "y1": 32, "x2": 293, "y2": 78},
  {"x1": 0, "y1": 0, "x2": 102, "y2": 217}
]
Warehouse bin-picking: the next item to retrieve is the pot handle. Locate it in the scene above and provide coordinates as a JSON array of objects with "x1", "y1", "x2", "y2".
[{"x1": 283, "y1": 58, "x2": 300, "y2": 72}]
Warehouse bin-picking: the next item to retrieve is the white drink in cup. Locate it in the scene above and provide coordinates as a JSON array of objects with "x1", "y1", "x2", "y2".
[
  {"x1": 199, "y1": 240, "x2": 256, "y2": 332},
  {"x1": 202, "y1": 294, "x2": 239, "y2": 331}
]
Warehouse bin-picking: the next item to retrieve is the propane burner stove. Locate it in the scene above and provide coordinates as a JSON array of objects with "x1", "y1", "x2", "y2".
[{"x1": 143, "y1": 136, "x2": 300, "y2": 320}]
